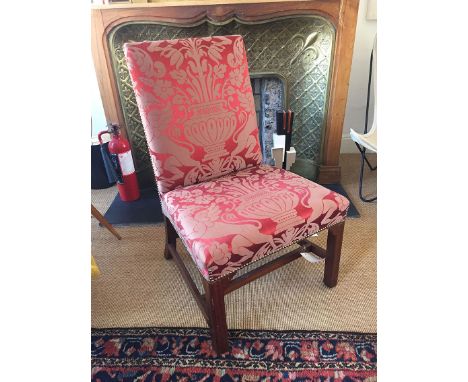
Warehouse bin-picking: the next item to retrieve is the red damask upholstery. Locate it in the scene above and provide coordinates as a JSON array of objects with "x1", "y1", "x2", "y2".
[
  {"x1": 124, "y1": 35, "x2": 261, "y2": 194},
  {"x1": 162, "y1": 165, "x2": 349, "y2": 281},
  {"x1": 124, "y1": 35, "x2": 349, "y2": 282}
]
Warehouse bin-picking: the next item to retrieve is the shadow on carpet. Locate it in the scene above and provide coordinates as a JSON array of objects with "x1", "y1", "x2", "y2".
[{"x1": 92, "y1": 327, "x2": 376, "y2": 381}]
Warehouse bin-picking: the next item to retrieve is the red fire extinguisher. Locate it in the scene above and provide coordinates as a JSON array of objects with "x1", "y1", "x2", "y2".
[{"x1": 98, "y1": 123, "x2": 140, "y2": 202}]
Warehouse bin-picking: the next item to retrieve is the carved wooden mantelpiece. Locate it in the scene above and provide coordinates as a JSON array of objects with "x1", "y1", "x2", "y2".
[{"x1": 91, "y1": 0, "x2": 359, "y2": 184}]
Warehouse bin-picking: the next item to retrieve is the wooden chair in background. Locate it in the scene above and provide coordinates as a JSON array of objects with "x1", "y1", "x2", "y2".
[
  {"x1": 91, "y1": 204, "x2": 121, "y2": 277},
  {"x1": 91, "y1": 204, "x2": 121, "y2": 240}
]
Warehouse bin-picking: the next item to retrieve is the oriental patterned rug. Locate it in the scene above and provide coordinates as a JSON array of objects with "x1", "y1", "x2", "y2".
[{"x1": 91, "y1": 327, "x2": 377, "y2": 381}]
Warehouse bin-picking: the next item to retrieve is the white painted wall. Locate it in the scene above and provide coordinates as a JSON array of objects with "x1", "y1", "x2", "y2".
[
  {"x1": 340, "y1": 0, "x2": 377, "y2": 153},
  {"x1": 91, "y1": 65, "x2": 107, "y2": 139}
]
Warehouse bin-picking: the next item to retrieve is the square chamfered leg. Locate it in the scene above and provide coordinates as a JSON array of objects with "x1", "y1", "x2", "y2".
[
  {"x1": 164, "y1": 217, "x2": 177, "y2": 260},
  {"x1": 324, "y1": 221, "x2": 345, "y2": 288},
  {"x1": 202, "y1": 276, "x2": 231, "y2": 355},
  {"x1": 164, "y1": 214, "x2": 231, "y2": 354}
]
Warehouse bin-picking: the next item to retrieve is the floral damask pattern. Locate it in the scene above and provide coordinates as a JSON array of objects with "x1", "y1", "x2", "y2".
[
  {"x1": 125, "y1": 36, "x2": 349, "y2": 282},
  {"x1": 162, "y1": 165, "x2": 349, "y2": 281},
  {"x1": 124, "y1": 35, "x2": 262, "y2": 194}
]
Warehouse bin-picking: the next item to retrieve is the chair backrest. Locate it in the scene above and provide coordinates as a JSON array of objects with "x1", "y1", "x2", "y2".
[{"x1": 124, "y1": 35, "x2": 262, "y2": 194}]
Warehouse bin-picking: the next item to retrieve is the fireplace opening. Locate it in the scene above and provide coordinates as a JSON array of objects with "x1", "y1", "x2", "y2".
[
  {"x1": 250, "y1": 74, "x2": 324, "y2": 177},
  {"x1": 251, "y1": 76, "x2": 285, "y2": 166}
]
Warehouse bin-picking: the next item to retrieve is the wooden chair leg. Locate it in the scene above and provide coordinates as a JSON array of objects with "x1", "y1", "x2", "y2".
[
  {"x1": 91, "y1": 204, "x2": 121, "y2": 240},
  {"x1": 203, "y1": 277, "x2": 231, "y2": 354},
  {"x1": 324, "y1": 221, "x2": 345, "y2": 287},
  {"x1": 164, "y1": 217, "x2": 177, "y2": 260}
]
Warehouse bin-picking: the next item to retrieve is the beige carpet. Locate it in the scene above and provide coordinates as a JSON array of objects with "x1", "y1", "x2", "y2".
[{"x1": 92, "y1": 153, "x2": 376, "y2": 332}]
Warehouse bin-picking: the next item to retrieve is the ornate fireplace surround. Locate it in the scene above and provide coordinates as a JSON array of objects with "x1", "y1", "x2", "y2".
[{"x1": 91, "y1": 0, "x2": 359, "y2": 186}]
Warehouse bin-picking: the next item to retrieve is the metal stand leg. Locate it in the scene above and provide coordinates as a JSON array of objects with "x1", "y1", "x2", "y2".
[
  {"x1": 355, "y1": 44, "x2": 377, "y2": 203},
  {"x1": 357, "y1": 144, "x2": 377, "y2": 203}
]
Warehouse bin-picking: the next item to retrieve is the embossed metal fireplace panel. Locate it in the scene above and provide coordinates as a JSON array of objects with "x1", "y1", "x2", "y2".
[{"x1": 109, "y1": 16, "x2": 335, "y2": 185}]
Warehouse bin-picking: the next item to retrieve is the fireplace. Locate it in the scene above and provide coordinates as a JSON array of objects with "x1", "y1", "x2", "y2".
[{"x1": 92, "y1": 0, "x2": 359, "y2": 186}]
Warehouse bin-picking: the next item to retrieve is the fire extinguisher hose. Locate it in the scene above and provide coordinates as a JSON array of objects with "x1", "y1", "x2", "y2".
[{"x1": 97, "y1": 131, "x2": 119, "y2": 184}]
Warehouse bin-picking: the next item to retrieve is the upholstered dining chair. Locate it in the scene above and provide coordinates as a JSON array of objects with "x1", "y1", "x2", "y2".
[{"x1": 124, "y1": 35, "x2": 349, "y2": 354}]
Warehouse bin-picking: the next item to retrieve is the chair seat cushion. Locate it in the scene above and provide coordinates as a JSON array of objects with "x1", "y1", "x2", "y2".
[{"x1": 162, "y1": 165, "x2": 349, "y2": 281}]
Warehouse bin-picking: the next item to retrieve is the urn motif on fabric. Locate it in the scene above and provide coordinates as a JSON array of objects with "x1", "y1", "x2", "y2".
[
  {"x1": 162, "y1": 165, "x2": 349, "y2": 281},
  {"x1": 234, "y1": 189, "x2": 305, "y2": 234},
  {"x1": 186, "y1": 101, "x2": 236, "y2": 162},
  {"x1": 124, "y1": 35, "x2": 262, "y2": 194}
]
